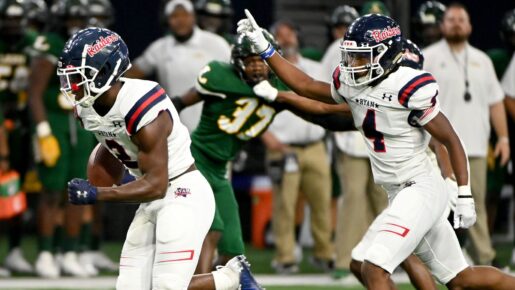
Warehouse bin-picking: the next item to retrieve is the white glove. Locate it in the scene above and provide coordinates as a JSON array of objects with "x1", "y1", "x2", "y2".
[
  {"x1": 453, "y1": 185, "x2": 476, "y2": 229},
  {"x1": 237, "y1": 9, "x2": 275, "y2": 58},
  {"x1": 444, "y1": 177, "x2": 458, "y2": 211},
  {"x1": 253, "y1": 80, "x2": 278, "y2": 102}
]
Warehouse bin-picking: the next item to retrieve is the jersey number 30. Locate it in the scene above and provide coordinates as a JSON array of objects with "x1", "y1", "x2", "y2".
[{"x1": 362, "y1": 109, "x2": 386, "y2": 152}]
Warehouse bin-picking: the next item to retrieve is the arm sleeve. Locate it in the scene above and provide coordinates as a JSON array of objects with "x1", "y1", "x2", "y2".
[
  {"x1": 133, "y1": 40, "x2": 162, "y2": 75},
  {"x1": 501, "y1": 52, "x2": 515, "y2": 98},
  {"x1": 398, "y1": 72, "x2": 441, "y2": 127},
  {"x1": 121, "y1": 84, "x2": 173, "y2": 135}
]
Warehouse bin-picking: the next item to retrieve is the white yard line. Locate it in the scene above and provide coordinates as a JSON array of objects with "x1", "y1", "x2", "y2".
[{"x1": 0, "y1": 271, "x2": 514, "y2": 289}]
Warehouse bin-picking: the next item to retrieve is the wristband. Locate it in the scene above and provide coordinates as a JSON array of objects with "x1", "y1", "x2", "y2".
[
  {"x1": 260, "y1": 44, "x2": 276, "y2": 60},
  {"x1": 36, "y1": 121, "x2": 52, "y2": 137},
  {"x1": 458, "y1": 185, "x2": 472, "y2": 197}
]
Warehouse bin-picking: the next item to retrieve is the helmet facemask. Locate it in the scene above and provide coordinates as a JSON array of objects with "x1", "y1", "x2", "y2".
[{"x1": 340, "y1": 40, "x2": 387, "y2": 86}]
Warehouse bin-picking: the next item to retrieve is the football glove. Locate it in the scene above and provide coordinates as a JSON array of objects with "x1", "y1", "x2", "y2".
[
  {"x1": 237, "y1": 9, "x2": 275, "y2": 59},
  {"x1": 453, "y1": 185, "x2": 476, "y2": 229},
  {"x1": 68, "y1": 178, "x2": 98, "y2": 205},
  {"x1": 253, "y1": 80, "x2": 278, "y2": 102},
  {"x1": 37, "y1": 121, "x2": 60, "y2": 167}
]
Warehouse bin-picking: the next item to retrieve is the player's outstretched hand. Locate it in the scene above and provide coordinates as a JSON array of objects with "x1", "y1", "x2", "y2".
[
  {"x1": 453, "y1": 185, "x2": 476, "y2": 229},
  {"x1": 68, "y1": 178, "x2": 98, "y2": 205},
  {"x1": 253, "y1": 80, "x2": 278, "y2": 102},
  {"x1": 237, "y1": 9, "x2": 275, "y2": 59}
]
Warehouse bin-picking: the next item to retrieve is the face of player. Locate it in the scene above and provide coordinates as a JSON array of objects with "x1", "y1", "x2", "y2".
[
  {"x1": 168, "y1": 6, "x2": 195, "y2": 39},
  {"x1": 342, "y1": 51, "x2": 371, "y2": 78},
  {"x1": 441, "y1": 7, "x2": 472, "y2": 44},
  {"x1": 273, "y1": 24, "x2": 298, "y2": 58},
  {"x1": 243, "y1": 55, "x2": 270, "y2": 84}
]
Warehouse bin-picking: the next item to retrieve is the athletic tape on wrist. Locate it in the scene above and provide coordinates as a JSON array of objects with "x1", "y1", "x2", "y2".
[{"x1": 260, "y1": 44, "x2": 276, "y2": 60}]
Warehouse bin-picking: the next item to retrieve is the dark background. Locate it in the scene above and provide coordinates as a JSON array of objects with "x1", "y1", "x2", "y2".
[{"x1": 109, "y1": 0, "x2": 515, "y2": 60}]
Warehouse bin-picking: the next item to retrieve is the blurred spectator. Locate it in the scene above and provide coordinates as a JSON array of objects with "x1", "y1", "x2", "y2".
[
  {"x1": 485, "y1": 9, "x2": 515, "y2": 265},
  {"x1": 28, "y1": 0, "x2": 95, "y2": 278},
  {"x1": 127, "y1": 0, "x2": 231, "y2": 132},
  {"x1": 22, "y1": 0, "x2": 49, "y2": 33},
  {"x1": 87, "y1": 0, "x2": 114, "y2": 28},
  {"x1": 412, "y1": 1, "x2": 446, "y2": 48},
  {"x1": 195, "y1": 0, "x2": 235, "y2": 43},
  {"x1": 501, "y1": 35, "x2": 515, "y2": 268},
  {"x1": 320, "y1": 5, "x2": 359, "y2": 79},
  {"x1": 424, "y1": 3, "x2": 510, "y2": 266},
  {"x1": 360, "y1": 0, "x2": 389, "y2": 16},
  {"x1": 263, "y1": 20, "x2": 333, "y2": 274},
  {"x1": 0, "y1": 109, "x2": 10, "y2": 277},
  {"x1": 0, "y1": 0, "x2": 35, "y2": 275}
]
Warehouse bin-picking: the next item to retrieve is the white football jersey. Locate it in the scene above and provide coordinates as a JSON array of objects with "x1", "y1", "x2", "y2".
[
  {"x1": 76, "y1": 78, "x2": 194, "y2": 179},
  {"x1": 331, "y1": 66, "x2": 440, "y2": 185}
]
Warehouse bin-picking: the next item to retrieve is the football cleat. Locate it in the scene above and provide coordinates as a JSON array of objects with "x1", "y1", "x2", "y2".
[
  {"x1": 35, "y1": 251, "x2": 60, "y2": 278},
  {"x1": 59, "y1": 251, "x2": 89, "y2": 277},
  {"x1": 238, "y1": 255, "x2": 265, "y2": 290},
  {"x1": 4, "y1": 247, "x2": 34, "y2": 274}
]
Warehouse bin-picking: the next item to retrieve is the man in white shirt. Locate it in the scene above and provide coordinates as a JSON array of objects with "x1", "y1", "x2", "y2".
[
  {"x1": 501, "y1": 51, "x2": 515, "y2": 266},
  {"x1": 261, "y1": 20, "x2": 333, "y2": 274},
  {"x1": 424, "y1": 3, "x2": 510, "y2": 266},
  {"x1": 127, "y1": 0, "x2": 231, "y2": 132}
]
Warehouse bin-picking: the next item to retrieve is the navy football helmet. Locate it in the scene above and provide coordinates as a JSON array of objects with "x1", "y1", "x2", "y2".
[
  {"x1": 339, "y1": 14, "x2": 403, "y2": 86},
  {"x1": 400, "y1": 38, "x2": 424, "y2": 70},
  {"x1": 57, "y1": 27, "x2": 131, "y2": 107}
]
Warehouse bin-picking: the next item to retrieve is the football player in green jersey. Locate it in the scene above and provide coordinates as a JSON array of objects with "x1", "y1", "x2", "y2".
[
  {"x1": 0, "y1": 0, "x2": 40, "y2": 275},
  {"x1": 27, "y1": 0, "x2": 96, "y2": 278},
  {"x1": 172, "y1": 32, "x2": 353, "y2": 273}
]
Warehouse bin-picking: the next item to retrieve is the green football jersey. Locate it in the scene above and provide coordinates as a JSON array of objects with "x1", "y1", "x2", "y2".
[
  {"x1": 27, "y1": 32, "x2": 72, "y2": 113},
  {"x1": 0, "y1": 32, "x2": 35, "y2": 105},
  {"x1": 191, "y1": 61, "x2": 288, "y2": 162}
]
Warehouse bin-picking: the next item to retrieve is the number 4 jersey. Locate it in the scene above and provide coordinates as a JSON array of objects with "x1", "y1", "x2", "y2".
[
  {"x1": 331, "y1": 66, "x2": 441, "y2": 185},
  {"x1": 191, "y1": 61, "x2": 288, "y2": 162},
  {"x1": 76, "y1": 78, "x2": 194, "y2": 178}
]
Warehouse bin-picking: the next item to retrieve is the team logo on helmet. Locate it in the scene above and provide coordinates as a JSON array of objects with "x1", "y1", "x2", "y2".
[
  {"x1": 87, "y1": 35, "x2": 120, "y2": 57},
  {"x1": 370, "y1": 26, "x2": 401, "y2": 43}
]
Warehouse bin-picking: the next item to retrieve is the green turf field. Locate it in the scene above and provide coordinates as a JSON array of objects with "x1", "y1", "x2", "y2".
[{"x1": 0, "y1": 236, "x2": 512, "y2": 289}]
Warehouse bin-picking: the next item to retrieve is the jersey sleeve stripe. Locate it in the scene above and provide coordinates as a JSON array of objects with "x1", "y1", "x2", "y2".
[
  {"x1": 398, "y1": 73, "x2": 436, "y2": 108},
  {"x1": 125, "y1": 86, "x2": 166, "y2": 134}
]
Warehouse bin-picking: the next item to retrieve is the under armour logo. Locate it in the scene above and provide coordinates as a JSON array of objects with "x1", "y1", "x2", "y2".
[
  {"x1": 382, "y1": 94, "x2": 392, "y2": 101},
  {"x1": 76, "y1": 190, "x2": 88, "y2": 199},
  {"x1": 113, "y1": 121, "x2": 123, "y2": 127}
]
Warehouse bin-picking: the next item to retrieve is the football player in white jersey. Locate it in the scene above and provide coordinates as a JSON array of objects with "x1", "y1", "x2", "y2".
[
  {"x1": 238, "y1": 11, "x2": 515, "y2": 290},
  {"x1": 57, "y1": 27, "x2": 263, "y2": 290}
]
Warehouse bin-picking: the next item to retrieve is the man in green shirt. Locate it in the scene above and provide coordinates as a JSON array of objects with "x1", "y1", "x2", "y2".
[{"x1": 173, "y1": 32, "x2": 353, "y2": 273}]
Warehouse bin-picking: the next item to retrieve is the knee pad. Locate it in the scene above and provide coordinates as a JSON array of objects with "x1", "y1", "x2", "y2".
[
  {"x1": 364, "y1": 243, "x2": 393, "y2": 273},
  {"x1": 153, "y1": 273, "x2": 189, "y2": 290}
]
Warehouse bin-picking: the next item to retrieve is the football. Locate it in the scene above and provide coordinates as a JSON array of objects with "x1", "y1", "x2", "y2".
[{"x1": 87, "y1": 143, "x2": 125, "y2": 187}]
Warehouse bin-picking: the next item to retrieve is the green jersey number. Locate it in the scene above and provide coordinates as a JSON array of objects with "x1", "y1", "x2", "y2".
[
  {"x1": 0, "y1": 63, "x2": 29, "y2": 92},
  {"x1": 218, "y1": 97, "x2": 275, "y2": 140}
]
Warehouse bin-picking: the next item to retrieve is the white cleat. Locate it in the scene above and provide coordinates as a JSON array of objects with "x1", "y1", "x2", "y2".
[
  {"x1": 0, "y1": 266, "x2": 11, "y2": 277},
  {"x1": 59, "y1": 252, "x2": 89, "y2": 277},
  {"x1": 35, "y1": 251, "x2": 60, "y2": 279},
  {"x1": 78, "y1": 252, "x2": 99, "y2": 276},
  {"x1": 4, "y1": 247, "x2": 34, "y2": 274},
  {"x1": 87, "y1": 251, "x2": 118, "y2": 271}
]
